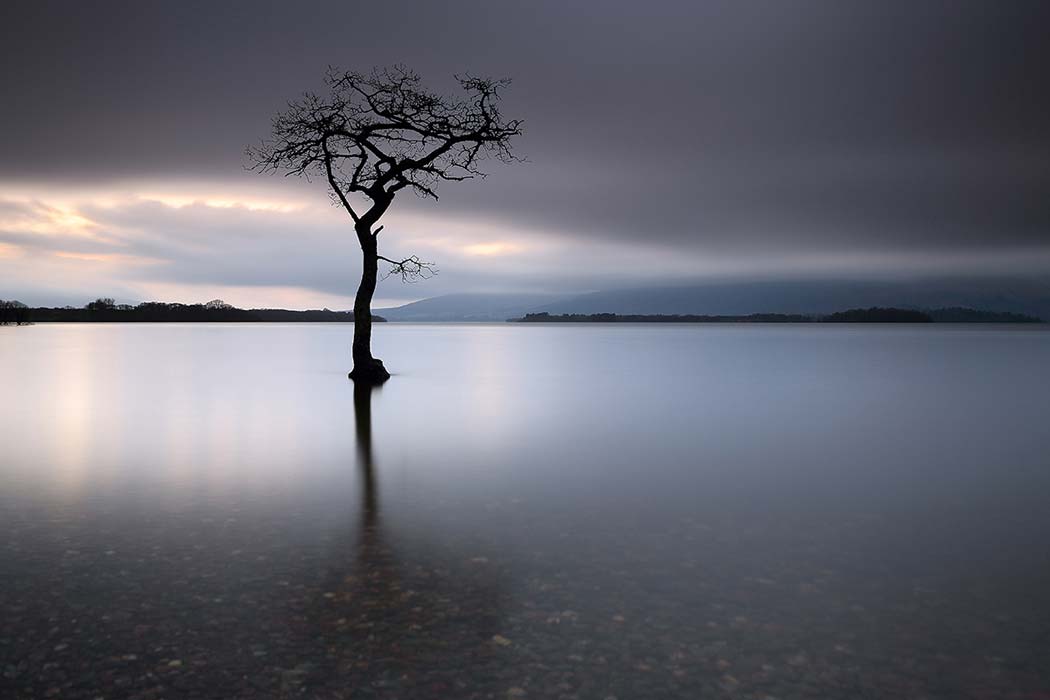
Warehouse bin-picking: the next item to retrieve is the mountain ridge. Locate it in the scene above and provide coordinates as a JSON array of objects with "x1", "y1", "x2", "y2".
[{"x1": 375, "y1": 280, "x2": 1050, "y2": 322}]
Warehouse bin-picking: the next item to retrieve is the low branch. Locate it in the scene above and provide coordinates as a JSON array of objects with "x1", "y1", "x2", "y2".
[{"x1": 377, "y1": 254, "x2": 437, "y2": 282}]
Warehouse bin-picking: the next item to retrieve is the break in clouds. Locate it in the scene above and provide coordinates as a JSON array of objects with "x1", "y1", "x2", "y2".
[{"x1": 1, "y1": 0, "x2": 1049, "y2": 308}]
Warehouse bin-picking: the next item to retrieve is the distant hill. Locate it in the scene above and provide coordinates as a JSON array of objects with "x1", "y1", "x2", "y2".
[
  {"x1": 375, "y1": 293, "x2": 562, "y2": 322},
  {"x1": 374, "y1": 279, "x2": 1050, "y2": 322},
  {"x1": 534, "y1": 281, "x2": 1050, "y2": 320}
]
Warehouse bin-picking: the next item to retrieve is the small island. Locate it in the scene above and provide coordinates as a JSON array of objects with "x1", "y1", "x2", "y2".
[
  {"x1": 511, "y1": 307, "x2": 1044, "y2": 324},
  {"x1": 823, "y1": 308, "x2": 932, "y2": 323}
]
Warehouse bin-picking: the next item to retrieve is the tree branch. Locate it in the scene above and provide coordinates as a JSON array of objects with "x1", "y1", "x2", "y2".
[
  {"x1": 321, "y1": 137, "x2": 360, "y2": 223},
  {"x1": 376, "y1": 255, "x2": 437, "y2": 282},
  {"x1": 247, "y1": 65, "x2": 523, "y2": 213}
]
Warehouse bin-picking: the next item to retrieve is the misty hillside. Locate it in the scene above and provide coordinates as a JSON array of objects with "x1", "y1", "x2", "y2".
[
  {"x1": 374, "y1": 293, "x2": 563, "y2": 322},
  {"x1": 375, "y1": 280, "x2": 1050, "y2": 322}
]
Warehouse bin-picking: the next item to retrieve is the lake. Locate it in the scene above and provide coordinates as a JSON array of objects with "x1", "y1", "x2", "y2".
[{"x1": 2, "y1": 323, "x2": 1049, "y2": 698}]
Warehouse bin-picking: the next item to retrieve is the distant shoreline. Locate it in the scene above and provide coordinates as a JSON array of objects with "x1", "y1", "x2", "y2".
[
  {"x1": 510, "y1": 308, "x2": 1044, "y2": 324},
  {"x1": 0, "y1": 302, "x2": 385, "y2": 324},
  {"x1": 3, "y1": 302, "x2": 1043, "y2": 326}
]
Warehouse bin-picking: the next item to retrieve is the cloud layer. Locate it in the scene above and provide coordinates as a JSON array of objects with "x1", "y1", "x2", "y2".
[{"x1": 1, "y1": 1, "x2": 1048, "y2": 306}]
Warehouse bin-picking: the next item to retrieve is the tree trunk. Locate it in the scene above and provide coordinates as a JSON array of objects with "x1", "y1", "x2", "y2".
[{"x1": 348, "y1": 234, "x2": 391, "y2": 384}]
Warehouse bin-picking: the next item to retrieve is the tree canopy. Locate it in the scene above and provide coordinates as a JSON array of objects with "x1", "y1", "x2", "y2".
[{"x1": 248, "y1": 65, "x2": 523, "y2": 228}]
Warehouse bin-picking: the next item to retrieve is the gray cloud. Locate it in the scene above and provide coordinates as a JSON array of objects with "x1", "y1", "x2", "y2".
[{"x1": 1, "y1": 0, "x2": 1049, "y2": 303}]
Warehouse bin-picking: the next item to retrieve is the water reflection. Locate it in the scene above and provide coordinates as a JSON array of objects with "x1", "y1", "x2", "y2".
[
  {"x1": 354, "y1": 381, "x2": 379, "y2": 549},
  {"x1": 299, "y1": 381, "x2": 508, "y2": 696},
  {"x1": 2, "y1": 324, "x2": 1050, "y2": 698}
]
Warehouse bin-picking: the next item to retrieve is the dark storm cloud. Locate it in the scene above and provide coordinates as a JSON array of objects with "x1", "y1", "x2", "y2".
[{"x1": 1, "y1": 0, "x2": 1049, "y2": 261}]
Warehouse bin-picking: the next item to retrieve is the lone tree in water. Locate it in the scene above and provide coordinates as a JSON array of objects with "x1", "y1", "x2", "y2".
[{"x1": 248, "y1": 66, "x2": 522, "y2": 383}]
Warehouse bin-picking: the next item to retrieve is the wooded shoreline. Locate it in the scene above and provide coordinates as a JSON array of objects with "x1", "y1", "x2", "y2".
[{"x1": 511, "y1": 308, "x2": 1044, "y2": 323}]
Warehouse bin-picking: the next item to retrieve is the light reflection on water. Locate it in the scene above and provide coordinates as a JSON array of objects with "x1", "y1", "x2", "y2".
[{"x1": 1, "y1": 323, "x2": 1049, "y2": 698}]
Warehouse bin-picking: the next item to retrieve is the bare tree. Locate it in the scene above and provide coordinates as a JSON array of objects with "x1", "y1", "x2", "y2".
[{"x1": 248, "y1": 65, "x2": 523, "y2": 383}]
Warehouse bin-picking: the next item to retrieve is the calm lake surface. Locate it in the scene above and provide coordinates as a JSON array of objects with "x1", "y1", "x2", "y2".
[{"x1": 2, "y1": 323, "x2": 1049, "y2": 699}]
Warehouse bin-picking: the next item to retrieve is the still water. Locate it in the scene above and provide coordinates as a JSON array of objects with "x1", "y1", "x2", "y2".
[{"x1": 1, "y1": 323, "x2": 1049, "y2": 698}]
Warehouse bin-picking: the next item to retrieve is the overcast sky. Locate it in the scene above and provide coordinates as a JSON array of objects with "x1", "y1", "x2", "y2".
[{"x1": 2, "y1": 0, "x2": 1048, "y2": 308}]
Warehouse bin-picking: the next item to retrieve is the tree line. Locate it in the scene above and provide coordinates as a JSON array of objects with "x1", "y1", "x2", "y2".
[
  {"x1": 0, "y1": 300, "x2": 31, "y2": 325},
  {"x1": 1, "y1": 298, "x2": 386, "y2": 324},
  {"x1": 514, "y1": 307, "x2": 1043, "y2": 323}
]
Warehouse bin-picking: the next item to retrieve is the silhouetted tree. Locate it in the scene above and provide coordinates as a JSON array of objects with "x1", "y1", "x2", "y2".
[
  {"x1": 248, "y1": 65, "x2": 523, "y2": 383},
  {"x1": 85, "y1": 297, "x2": 116, "y2": 312},
  {"x1": 0, "y1": 300, "x2": 30, "y2": 325}
]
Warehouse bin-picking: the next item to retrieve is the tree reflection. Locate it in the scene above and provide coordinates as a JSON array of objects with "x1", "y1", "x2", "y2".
[
  {"x1": 353, "y1": 381, "x2": 379, "y2": 559},
  {"x1": 297, "y1": 381, "x2": 509, "y2": 697}
]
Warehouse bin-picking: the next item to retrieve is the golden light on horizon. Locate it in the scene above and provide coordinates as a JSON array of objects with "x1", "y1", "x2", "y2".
[
  {"x1": 0, "y1": 201, "x2": 100, "y2": 237},
  {"x1": 134, "y1": 193, "x2": 305, "y2": 213},
  {"x1": 52, "y1": 250, "x2": 163, "y2": 265},
  {"x1": 462, "y1": 241, "x2": 525, "y2": 257},
  {"x1": 1, "y1": 180, "x2": 314, "y2": 219},
  {"x1": 44, "y1": 206, "x2": 97, "y2": 232}
]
